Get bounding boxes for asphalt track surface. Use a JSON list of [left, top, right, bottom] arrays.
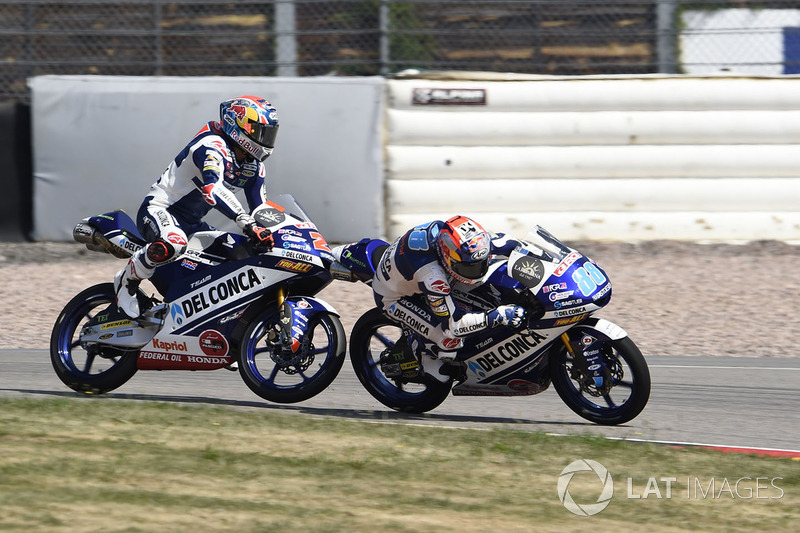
[[2, 350, 798, 453]]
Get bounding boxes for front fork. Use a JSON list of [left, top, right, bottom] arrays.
[[274, 287, 340, 355], [560, 332, 609, 389], [274, 286, 302, 353]]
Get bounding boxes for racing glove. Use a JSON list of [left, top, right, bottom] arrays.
[[236, 213, 273, 251], [487, 305, 526, 328]]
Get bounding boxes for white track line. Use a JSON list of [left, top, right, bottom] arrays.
[[650, 364, 800, 370], [546, 433, 800, 457]]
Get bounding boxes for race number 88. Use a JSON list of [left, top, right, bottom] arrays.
[[572, 262, 607, 297]]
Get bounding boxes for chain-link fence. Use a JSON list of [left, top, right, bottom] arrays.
[[3, 0, 800, 103]]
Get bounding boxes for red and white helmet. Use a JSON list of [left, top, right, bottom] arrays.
[[219, 95, 279, 161], [436, 216, 491, 285]]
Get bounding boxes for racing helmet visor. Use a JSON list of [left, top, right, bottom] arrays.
[[450, 257, 489, 280], [245, 121, 279, 148]]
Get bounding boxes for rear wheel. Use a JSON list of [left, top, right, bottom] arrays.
[[550, 336, 650, 425], [50, 283, 139, 395], [238, 310, 346, 403], [349, 308, 451, 413]]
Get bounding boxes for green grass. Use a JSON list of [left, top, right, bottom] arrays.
[[0, 398, 797, 532]]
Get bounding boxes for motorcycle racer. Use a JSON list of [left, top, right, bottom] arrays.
[[114, 95, 278, 318], [371, 216, 526, 379]]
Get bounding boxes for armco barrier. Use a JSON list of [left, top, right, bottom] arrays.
[[385, 74, 800, 241]]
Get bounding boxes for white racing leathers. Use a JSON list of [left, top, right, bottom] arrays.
[[115, 121, 269, 318], [372, 221, 519, 353], [139, 120, 267, 241]]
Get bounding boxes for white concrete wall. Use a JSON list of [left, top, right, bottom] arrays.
[[385, 75, 800, 241], [30, 75, 384, 242]]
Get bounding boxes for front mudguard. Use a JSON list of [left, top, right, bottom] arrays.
[[567, 317, 628, 343], [282, 296, 340, 352], [555, 317, 629, 388]]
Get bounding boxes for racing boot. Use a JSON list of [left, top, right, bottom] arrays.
[[113, 249, 154, 319], [379, 333, 421, 380], [420, 353, 449, 383], [436, 350, 459, 361]]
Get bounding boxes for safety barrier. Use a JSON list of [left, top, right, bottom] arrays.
[[385, 74, 800, 241], [28, 73, 800, 242]]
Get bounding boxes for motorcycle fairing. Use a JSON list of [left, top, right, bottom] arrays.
[[85, 211, 143, 243], [75, 210, 145, 258], [444, 241, 615, 393], [163, 262, 293, 335], [121, 276, 339, 371], [453, 323, 572, 390], [137, 329, 234, 370], [452, 318, 629, 394], [78, 305, 160, 349]]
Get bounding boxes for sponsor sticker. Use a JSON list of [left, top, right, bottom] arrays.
[[511, 257, 545, 287], [412, 88, 487, 105], [554, 313, 587, 326], [277, 259, 313, 273], [200, 330, 229, 356], [255, 208, 286, 226], [100, 320, 133, 330], [554, 252, 582, 276]]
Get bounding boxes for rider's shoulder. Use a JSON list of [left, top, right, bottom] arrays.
[[399, 220, 443, 257], [191, 127, 234, 159]]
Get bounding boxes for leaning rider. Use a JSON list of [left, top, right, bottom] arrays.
[[372, 215, 526, 380], [114, 96, 277, 318]]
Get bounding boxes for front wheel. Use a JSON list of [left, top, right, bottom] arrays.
[[550, 336, 650, 425], [238, 310, 346, 403], [50, 283, 139, 395], [349, 308, 451, 413]]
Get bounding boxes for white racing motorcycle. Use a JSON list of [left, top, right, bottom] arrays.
[[332, 226, 650, 425], [51, 194, 346, 404]]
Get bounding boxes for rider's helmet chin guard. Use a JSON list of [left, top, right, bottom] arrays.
[[219, 95, 279, 162], [436, 215, 491, 285]]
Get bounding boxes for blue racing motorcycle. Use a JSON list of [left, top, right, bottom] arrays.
[[333, 226, 650, 425], [51, 194, 346, 404]]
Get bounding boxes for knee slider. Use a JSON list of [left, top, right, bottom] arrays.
[[146, 238, 183, 264]]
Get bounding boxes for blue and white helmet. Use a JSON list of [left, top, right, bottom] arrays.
[[219, 96, 279, 161]]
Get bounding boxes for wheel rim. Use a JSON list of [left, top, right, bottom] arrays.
[[557, 341, 640, 416], [56, 293, 130, 378], [244, 316, 337, 390]]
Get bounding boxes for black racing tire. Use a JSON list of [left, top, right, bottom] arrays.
[[50, 283, 139, 395], [349, 308, 451, 414], [238, 309, 346, 404], [550, 336, 650, 425]]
